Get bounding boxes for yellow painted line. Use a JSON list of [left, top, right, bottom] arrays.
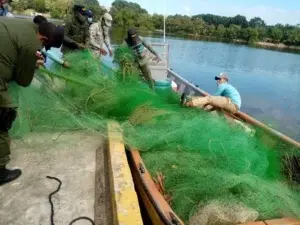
[[107, 121, 143, 225]]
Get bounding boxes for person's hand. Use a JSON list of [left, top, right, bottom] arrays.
[[77, 43, 86, 49], [36, 59, 45, 68], [36, 51, 45, 68], [185, 101, 193, 107], [99, 48, 108, 56], [62, 61, 70, 68], [109, 49, 113, 57], [155, 56, 161, 62]]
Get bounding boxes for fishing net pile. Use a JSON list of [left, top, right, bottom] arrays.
[[9, 49, 300, 224]]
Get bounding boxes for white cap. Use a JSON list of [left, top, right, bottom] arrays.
[[103, 13, 112, 27]]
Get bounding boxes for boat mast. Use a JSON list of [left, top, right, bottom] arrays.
[[163, 0, 166, 42]]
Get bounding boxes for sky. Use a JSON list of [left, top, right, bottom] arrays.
[[100, 0, 300, 25]]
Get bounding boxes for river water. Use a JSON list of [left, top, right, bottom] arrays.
[[105, 35, 300, 141]]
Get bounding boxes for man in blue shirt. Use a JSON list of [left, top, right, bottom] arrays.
[[184, 73, 241, 114]]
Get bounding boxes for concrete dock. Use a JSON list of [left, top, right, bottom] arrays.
[[0, 131, 112, 225]]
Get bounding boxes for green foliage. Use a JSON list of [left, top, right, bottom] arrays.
[[11, 0, 32, 11], [112, 0, 148, 14], [11, 0, 106, 20], [10, 0, 300, 46], [45, 0, 71, 19], [109, 0, 300, 46], [230, 14, 248, 28], [249, 17, 266, 28], [269, 27, 284, 42]]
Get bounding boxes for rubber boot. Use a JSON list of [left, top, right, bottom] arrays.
[[0, 167, 22, 186]]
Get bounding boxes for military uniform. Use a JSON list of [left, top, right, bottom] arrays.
[[0, 18, 41, 167], [89, 21, 111, 57], [62, 9, 90, 53]]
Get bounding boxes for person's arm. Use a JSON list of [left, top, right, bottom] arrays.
[[141, 37, 159, 57], [84, 23, 90, 47], [89, 24, 101, 50], [103, 26, 112, 51], [121, 40, 128, 47], [214, 84, 226, 96], [13, 46, 38, 87], [63, 21, 79, 47]]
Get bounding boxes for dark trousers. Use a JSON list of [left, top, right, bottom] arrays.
[[138, 63, 154, 89], [0, 131, 10, 167], [0, 107, 17, 167]]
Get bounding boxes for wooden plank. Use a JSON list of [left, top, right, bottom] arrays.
[[264, 218, 300, 225], [107, 121, 143, 225]]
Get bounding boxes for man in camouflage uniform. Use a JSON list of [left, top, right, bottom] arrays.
[[0, 18, 64, 186], [89, 13, 113, 58], [62, 4, 90, 53]]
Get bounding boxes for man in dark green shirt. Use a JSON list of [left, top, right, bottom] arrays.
[[0, 18, 64, 186], [62, 4, 90, 52]]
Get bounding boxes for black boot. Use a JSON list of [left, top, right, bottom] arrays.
[[0, 167, 22, 186]]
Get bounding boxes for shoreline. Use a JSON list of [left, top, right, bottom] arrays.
[[146, 30, 300, 54]]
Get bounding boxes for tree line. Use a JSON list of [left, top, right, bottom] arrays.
[[110, 0, 300, 46], [10, 0, 105, 20], [9, 0, 300, 46]]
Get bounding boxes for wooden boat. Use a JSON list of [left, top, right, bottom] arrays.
[[126, 43, 300, 225]]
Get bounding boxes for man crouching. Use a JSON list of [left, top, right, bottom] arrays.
[[184, 73, 241, 114]]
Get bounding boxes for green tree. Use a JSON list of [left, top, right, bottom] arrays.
[[216, 24, 226, 38], [230, 15, 248, 28], [113, 8, 135, 28], [45, 0, 72, 18], [249, 17, 266, 28], [112, 0, 147, 14], [248, 28, 259, 43], [192, 18, 205, 36], [31, 0, 46, 12], [152, 14, 164, 30], [284, 29, 300, 45], [135, 13, 154, 30], [257, 27, 267, 40], [269, 27, 283, 42], [225, 24, 241, 39], [11, 0, 33, 11]]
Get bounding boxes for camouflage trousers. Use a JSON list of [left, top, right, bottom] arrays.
[[136, 59, 154, 89]]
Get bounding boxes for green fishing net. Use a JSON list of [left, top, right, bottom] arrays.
[[8, 49, 300, 224]]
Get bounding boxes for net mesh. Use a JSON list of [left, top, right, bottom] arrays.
[[9, 49, 300, 224]]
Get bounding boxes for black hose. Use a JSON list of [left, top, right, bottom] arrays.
[[46, 176, 95, 225]]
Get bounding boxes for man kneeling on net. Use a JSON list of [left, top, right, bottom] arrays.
[[184, 73, 241, 114]]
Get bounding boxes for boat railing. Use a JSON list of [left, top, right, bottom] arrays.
[[147, 43, 169, 81]]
